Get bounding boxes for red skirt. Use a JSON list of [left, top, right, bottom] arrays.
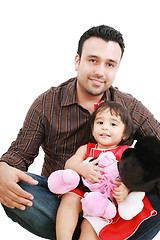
[[71, 188, 157, 240]]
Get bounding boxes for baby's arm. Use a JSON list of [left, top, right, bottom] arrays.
[[65, 145, 104, 183], [65, 145, 87, 172], [112, 180, 130, 202]]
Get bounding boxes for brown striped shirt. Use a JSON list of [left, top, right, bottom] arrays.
[[0, 78, 160, 177]]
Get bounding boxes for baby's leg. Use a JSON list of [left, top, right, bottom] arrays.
[[79, 219, 100, 240], [56, 192, 82, 240]]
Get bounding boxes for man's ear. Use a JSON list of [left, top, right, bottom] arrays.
[[75, 54, 80, 71]]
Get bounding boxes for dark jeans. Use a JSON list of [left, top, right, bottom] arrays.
[[2, 172, 160, 239]]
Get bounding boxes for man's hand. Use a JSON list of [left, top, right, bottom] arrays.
[[112, 180, 130, 202], [0, 162, 38, 210]]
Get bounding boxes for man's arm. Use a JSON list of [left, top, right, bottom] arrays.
[[112, 87, 160, 140], [131, 99, 160, 140], [0, 95, 44, 169], [0, 95, 44, 209]]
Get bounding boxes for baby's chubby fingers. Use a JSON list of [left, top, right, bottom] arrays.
[[91, 158, 106, 173], [89, 171, 103, 183], [112, 180, 130, 201], [112, 192, 124, 202], [113, 180, 122, 188]]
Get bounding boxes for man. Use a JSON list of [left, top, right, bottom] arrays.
[[0, 25, 160, 239]]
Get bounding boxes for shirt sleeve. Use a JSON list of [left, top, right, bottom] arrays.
[[0, 95, 45, 170], [131, 98, 160, 140], [112, 87, 160, 141]]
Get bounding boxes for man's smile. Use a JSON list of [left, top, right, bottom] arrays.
[[89, 77, 105, 87]]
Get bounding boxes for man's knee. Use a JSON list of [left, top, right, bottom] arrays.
[[2, 172, 60, 239]]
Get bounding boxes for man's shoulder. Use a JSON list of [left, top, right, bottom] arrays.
[[29, 78, 76, 117], [110, 86, 135, 100], [38, 77, 76, 99], [109, 86, 137, 106], [51, 77, 76, 92]]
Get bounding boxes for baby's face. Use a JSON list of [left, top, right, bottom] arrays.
[[93, 109, 125, 149]]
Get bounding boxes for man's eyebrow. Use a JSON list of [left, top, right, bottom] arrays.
[[108, 59, 118, 64], [87, 55, 118, 64], [87, 55, 100, 59]]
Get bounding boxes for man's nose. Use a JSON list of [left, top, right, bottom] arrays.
[[94, 64, 105, 77]]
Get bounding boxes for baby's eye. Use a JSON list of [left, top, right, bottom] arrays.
[[97, 121, 103, 125], [111, 123, 117, 126]]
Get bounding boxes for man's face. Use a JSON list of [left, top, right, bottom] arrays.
[[75, 37, 122, 96]]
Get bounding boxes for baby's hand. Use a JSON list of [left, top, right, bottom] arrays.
[[112, 180, 130, 202], [80, 158, 105, 183]]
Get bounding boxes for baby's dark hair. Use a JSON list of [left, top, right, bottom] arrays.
[[90, 101, 133, 145]]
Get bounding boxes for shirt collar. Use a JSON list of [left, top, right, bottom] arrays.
[[61, 78, 77, 106]]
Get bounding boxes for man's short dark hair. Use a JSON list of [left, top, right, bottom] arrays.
[[77, 25, 125, 58]]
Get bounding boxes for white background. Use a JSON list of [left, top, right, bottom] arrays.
[[0, 0, 159, 239]]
